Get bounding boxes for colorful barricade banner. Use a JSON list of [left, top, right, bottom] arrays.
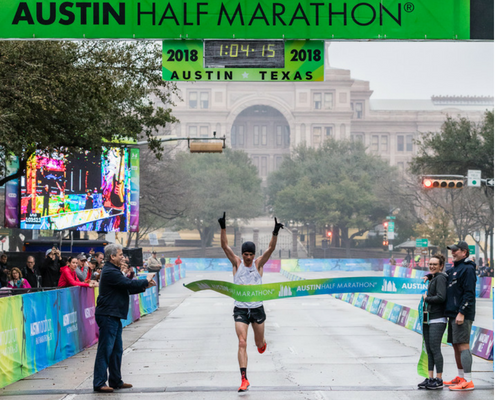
[[383, 264, 426, 279], [22, 290, 60, 376], [0, 295, 25, 388], [77, 287, 98, 349], [281, 259, 382, 272], [185, 276, 428, 302], [0, 262, 186, 389], [58, 287, 82, 360]]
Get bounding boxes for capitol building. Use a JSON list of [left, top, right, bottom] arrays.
[[158, 47, 493, 182]]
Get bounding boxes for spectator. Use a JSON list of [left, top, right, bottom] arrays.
[[58, 257, 97, 288], [24, 256, 41, 288], [94, 252, 105, 267], [86, 259, 99, 281], [147, 251, 162, 272], [160, 254, 166, 266], [7, 267, 31, 289], [389, 256, 396, 266], [93, 265, 102, 282], [40, 247, 62, 287], [75, 253, 90, 282], [0, 253, 10, 287]]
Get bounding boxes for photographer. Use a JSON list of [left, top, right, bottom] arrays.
[[40, 247, 62, 287]]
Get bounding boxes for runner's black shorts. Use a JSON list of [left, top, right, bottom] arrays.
[[233, 306, 266, 325]]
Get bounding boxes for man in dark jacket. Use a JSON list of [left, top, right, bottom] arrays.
[[443, 241, 476, 391], [24, 256, 41, 288], [93, 243, 156, 393], [0, 253, 10, 287]]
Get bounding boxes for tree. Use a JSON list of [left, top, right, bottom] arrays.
[[410, 110, 494, 177], [414, 207, 457, 255], [0, 40, 178, 186], [409, 111, 494, 261], [267, 139, 398, 256], [126, 147, 189, 248], [172, 148, 263, 251]]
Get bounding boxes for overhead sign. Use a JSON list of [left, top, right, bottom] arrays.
[[467, 169, 481, 187], [416, 238, 429, 248], [162, 40, 324, 82], [0, 0, 492, 40], [486, 178, 494, 187]]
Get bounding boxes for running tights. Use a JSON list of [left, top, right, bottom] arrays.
[[423, 323, 447, 373]]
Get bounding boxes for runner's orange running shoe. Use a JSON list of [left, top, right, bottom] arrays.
[[258, 341, 267, 354], [444, 376, 466, 386], [238, 377, 250, 392], [449, 380, 474, 391]]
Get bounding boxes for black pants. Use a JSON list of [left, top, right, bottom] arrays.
[[423, 323, 447, 373]]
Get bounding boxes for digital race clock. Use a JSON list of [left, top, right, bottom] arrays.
[[204, 40, 284, 69]]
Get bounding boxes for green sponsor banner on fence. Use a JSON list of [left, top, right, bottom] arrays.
[[0, 0, 476, 40], [162, 40, 324, 82], [184, 276, 428, 302]]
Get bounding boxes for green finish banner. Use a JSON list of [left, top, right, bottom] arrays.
[[0, 0, 481, 40], [184, 276, 428, 302], [162, 40, 324, 82]]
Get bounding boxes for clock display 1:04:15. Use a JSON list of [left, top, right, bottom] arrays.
[[219, 43, 276, 58]]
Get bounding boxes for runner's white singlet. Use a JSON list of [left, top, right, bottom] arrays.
[[234, 259, 262, 309]]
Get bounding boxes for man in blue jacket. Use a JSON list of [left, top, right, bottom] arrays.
[[93, 243, 156, 393], [443, 241, 476, 391]]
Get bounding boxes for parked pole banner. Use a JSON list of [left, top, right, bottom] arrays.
[[184, 276, 428, 302], [0, 0, 492, 40]]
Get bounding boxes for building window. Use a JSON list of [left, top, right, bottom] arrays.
[[237, 125, 244, 146], [252, 156, 259, 171], [261, 126, 267, 146], [340, 124, 346, 138], [301, 124, 306, 143], [324, 93, 333, 109], [261, 157, 267, 176], [200, 92, 209, 109], [313, 93, 322, 109], [352, 102, 363, 119], [189, 126, 197, 136], [276, 126, 283, 147], [351, 133, 364, 143], [314, 92, 334, 110], [253, 126, 260, 145], [284, 126, 290, 147], [275, 156, 283, 170], [397, 135, 404, 152], [200, 126, 208, 138], [189, 92, 198, 109], [381, 135, 389, 152], [231, 126, 236, 146], [313, 127, 322, 146], [371, 135, 379, 152], [406, 134, 413, 151], [324, 126, 333, 140]]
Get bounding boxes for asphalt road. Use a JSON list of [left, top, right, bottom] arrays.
[[1, 271, 493, 400]]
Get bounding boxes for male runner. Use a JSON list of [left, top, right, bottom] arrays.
[[218, 212, 283, 392]]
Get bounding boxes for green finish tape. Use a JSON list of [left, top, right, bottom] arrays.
[[162, 40, 324, 82], [184, 276, 428, 302], [0, 1, 472, 40]]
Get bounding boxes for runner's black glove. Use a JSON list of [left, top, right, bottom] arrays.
[[273, 218, 284, 236], [218, 212, 226, 229]]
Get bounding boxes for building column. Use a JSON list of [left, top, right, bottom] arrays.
[[253, 228, 259, 255], [291, 228, 298, 259]]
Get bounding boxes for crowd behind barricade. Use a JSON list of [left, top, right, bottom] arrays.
[[0, 247, 142, 295], [389, 254, 493, 277]]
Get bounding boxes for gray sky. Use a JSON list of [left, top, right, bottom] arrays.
[[328, 42, 494, 99]]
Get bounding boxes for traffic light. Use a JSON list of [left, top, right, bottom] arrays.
[[422, 177, 463, 189], [326, 230, 332, 239], [382, 222, 388, 246], [190, 142, 223, 153]]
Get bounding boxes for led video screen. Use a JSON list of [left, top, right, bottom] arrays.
[[19, 148, 139, 232]]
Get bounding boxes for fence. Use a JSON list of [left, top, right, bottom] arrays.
[[0, 263, 185, 389]]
